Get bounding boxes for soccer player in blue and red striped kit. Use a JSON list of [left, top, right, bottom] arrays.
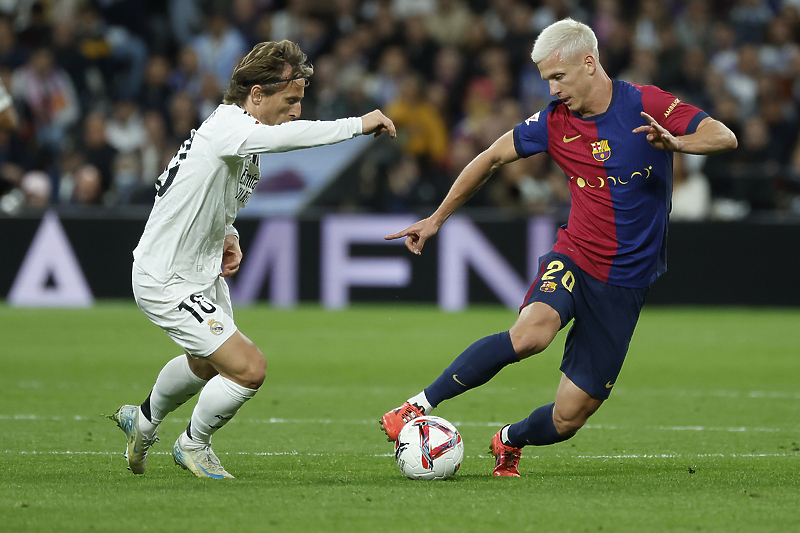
[[380, 18, 738, 477]]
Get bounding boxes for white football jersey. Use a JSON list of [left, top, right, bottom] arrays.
[[133, 104, 363, 284]]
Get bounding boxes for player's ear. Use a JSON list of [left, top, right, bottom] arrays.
[[251, 85, 263, 104], [584, 54, 596, 75]]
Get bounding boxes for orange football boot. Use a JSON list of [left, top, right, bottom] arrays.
[[380, 402, 424, 441], [490, 429, 522, 477]]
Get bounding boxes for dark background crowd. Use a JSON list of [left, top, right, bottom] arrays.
[[0, 0, 798, 222]]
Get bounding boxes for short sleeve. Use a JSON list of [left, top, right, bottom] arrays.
[[513, 107, 551, 158], [637, 85, 708, 136]]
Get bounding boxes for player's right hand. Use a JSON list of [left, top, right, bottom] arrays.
[[385, 217, 439, 255], [221, 234, 242, 277], [361, 110, 397, 138], [633, 112, 680, 152]]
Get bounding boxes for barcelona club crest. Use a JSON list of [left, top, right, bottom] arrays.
[[540, 281, 557, 293], [591, 140, 611, 162]]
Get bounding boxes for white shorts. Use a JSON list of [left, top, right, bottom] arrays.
[[132, 264, 238, 357]]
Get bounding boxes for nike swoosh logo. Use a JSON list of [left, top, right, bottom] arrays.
[[563, 134, 581, 143], [605, 381, 615, 389], [453, 374, 467, 387]]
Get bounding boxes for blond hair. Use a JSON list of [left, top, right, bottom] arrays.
[[223, 40, 314, 105], [531, 18, 599, 64]]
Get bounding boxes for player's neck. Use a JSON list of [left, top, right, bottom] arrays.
[[579, 73, 613, 118], [241, 100, 257, 119]]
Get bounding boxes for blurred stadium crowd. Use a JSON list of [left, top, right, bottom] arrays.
[[0, 0, 799, 221]]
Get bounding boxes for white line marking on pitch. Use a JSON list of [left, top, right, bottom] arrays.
[[1, 414, 797, 434], [3, 450, 797, 460]]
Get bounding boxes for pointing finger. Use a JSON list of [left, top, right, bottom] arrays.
[[641, 111, 668, 133], [385, 230, 409, 240], [641, 111, 656, 124]]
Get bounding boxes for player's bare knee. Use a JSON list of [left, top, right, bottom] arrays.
[[510, 305, 561, 359], [552, 409, 588, 437], [242, 347, 267, 389], [252, 356, 267, 388], [510, 329, 554, 359]]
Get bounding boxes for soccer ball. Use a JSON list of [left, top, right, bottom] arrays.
[[394, 415, 464, 480]]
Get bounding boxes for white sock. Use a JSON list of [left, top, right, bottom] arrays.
[[187, 375, 257, 446], [407, 391, 433, 415], [140, 355, 207, 437], [501, 424, 512, 446]]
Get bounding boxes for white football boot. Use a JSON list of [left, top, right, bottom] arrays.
[[108, 405, 159, 474], [172, 432, 234, 479]]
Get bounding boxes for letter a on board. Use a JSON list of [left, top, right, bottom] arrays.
[[8, 211, 94, 307]]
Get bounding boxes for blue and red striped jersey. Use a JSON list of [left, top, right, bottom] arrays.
[[513, 80, 708, 288]]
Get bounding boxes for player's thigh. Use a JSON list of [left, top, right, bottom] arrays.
[[560, 275, 648, 400], [553, 373, 603, 433], [132, 266, 239, 359], [510, 302, 562, 358], [205, 330, 266, 389], [514, 251, 579, 357]]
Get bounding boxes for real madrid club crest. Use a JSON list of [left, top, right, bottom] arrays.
[[591, 140, 611, 162], [208, 319, 224, 335]]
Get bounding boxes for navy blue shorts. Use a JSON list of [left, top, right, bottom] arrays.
[[521, 251, 648, 400]]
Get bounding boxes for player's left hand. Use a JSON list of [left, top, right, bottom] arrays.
[[360, 110, 397, 138], [633, 112, 681, 152], [221, 234, 243, 277]]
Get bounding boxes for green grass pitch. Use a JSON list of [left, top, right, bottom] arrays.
[[1, 302, 798, 532]]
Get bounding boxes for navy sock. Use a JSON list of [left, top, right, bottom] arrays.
[[424, 331, 519, 408], [140, 392, 153, 422], [506, 403, 571, 447]]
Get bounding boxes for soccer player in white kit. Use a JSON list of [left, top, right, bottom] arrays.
[[109, 40, 396, 479]]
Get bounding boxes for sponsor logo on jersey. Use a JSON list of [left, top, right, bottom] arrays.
[[540, 281, 557, 293], [208, 319, 224, 335], [235, 158, 261, 205], [569, 165, 653, 189], [563, 134, 581, 143], [591, 140, 611, 162], [664, 98, 680, 119], [525, 111, 540, 125]]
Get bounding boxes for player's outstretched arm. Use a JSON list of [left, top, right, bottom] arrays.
[[360, 110, 397, 138], [385, 130, 520, 255], [633, 112, 737, 155]]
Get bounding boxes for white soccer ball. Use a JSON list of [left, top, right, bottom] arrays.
[[394, 415, 464, 480]]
